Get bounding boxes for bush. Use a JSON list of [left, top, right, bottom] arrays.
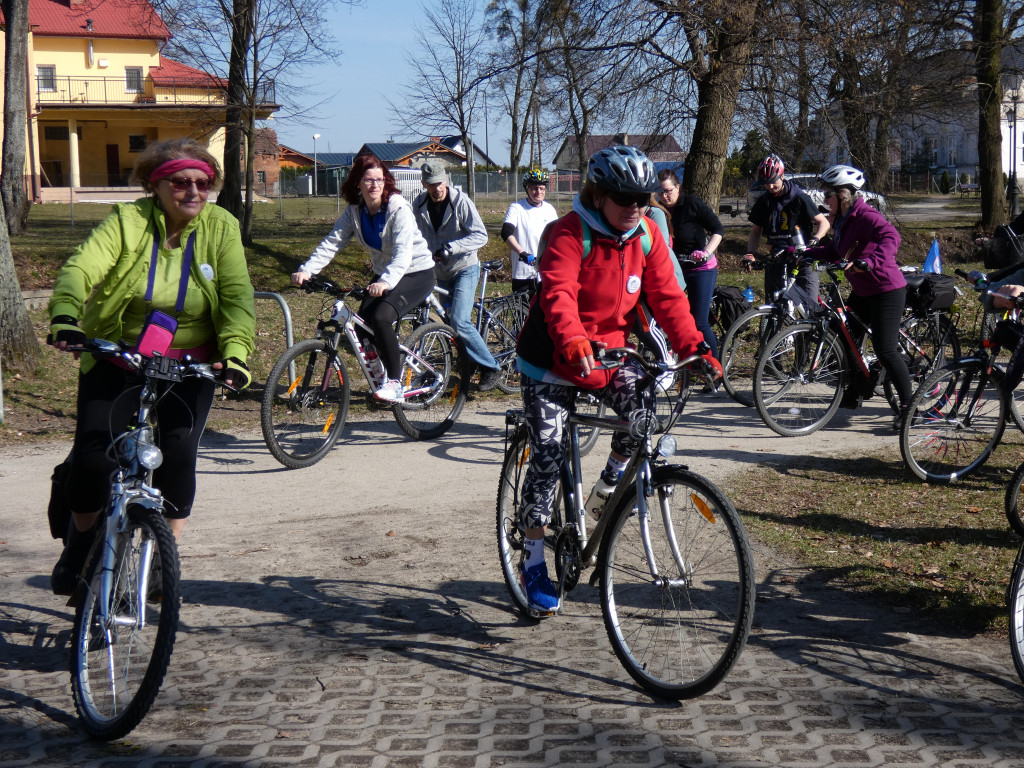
[[940, 170, 951, 195]]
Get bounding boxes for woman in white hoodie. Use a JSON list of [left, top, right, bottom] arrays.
[[293, 154, 435, 403]]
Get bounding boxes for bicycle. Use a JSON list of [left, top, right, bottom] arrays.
[[899, 273, 1023, 483], [261, 276, 467, 468], [496, 347, 755, 699], [753, 262, 960, 437], [64, 338, 233, 740], [1007, 542, 1024, 685]]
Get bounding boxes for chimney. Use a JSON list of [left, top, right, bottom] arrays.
[[614, 132, 629, 145]]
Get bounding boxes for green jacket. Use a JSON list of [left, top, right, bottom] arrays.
[[49, 197, 255, 375]]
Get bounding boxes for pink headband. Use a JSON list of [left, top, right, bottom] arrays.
[[150, 158, 215, 183]]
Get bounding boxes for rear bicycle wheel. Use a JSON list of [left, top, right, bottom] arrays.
[[1008, 545, 1024, 685], [720, 306, 779, 407], [393, 322, 468, 440], [884, 313, 961, 411], [71, 506, 180, 740], [753, 322, 845, 436], [1005, 461, 1024, 537], [261, 338, 351, 468], [573, 389, 607, 458], [496, 424, 568, 617], [598, 466, 755, 699], [899, 360, 1006, 483], [484, 297, 525, 395]]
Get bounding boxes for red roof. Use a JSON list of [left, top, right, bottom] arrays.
[[149, 57, 226, 88], [18, 0, 169, 40]]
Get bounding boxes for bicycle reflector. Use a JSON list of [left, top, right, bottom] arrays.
[[693, 495, 716, 524]]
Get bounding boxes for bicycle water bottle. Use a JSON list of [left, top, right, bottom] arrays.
[[585, 477, 617, 519], [792, 225, 806, 251], [742, 285, 755, 303]]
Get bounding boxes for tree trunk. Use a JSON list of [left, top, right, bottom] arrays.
[[0, 191, 40, 372], [217, 0, 254, 223], [974, 0, 1007, 231], [2, 0, 31, 235]]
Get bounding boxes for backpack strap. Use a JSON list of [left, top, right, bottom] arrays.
[[539, 212, 651, 264]]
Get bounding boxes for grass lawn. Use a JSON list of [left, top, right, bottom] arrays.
[[7, 193, 1020, 639]]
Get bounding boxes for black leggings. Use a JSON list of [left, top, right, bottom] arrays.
[[848, 287, 912, 408], [359, 268, 435, 378], [70, 360, 215, 519]]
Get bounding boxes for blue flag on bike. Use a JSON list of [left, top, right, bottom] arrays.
[[923, 238, 942, 273]]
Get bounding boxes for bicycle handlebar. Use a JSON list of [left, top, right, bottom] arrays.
[[300, 274, 368, 301], [596, 345, 713, 377], [68, 338, 238, 391]]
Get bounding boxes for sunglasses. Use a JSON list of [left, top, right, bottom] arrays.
[[823, 189, 838, 200], [166, 176, 212, 192], [606, 190, 650, 208]]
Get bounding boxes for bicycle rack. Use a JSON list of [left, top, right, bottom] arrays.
[[255, 291, 296, 383]]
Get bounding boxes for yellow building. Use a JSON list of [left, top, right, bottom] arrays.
[[0, 0, 277, 201]]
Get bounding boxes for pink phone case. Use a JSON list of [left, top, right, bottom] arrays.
[[135, 311, 177, 357]]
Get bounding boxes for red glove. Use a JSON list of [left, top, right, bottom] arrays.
[[704, 353, 723, 380], [563, 337, 593, 365]]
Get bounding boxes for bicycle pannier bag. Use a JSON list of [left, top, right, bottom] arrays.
[[911, 273, 956, 312], [47, 451, 74, 540], [992, 318, 1023, 352], [713, 286, 748, 331]]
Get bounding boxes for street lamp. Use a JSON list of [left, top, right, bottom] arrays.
[[312, 133, 320, 197]]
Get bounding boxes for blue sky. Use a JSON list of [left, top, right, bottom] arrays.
[[271, 0, 500, 157]]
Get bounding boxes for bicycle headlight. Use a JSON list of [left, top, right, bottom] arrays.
[[656, 434, 677, 458], [133, 428, 164, 470]]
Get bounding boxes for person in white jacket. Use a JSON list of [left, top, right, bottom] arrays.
[[412, 159, 501, 391], [292, 154, 435, 403]]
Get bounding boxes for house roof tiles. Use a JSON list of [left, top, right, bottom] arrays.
[[149, 58, 225, 87], [17, 0, 170, 40]]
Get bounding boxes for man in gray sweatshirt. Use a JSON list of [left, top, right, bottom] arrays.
[[413, 159, 501, 391]]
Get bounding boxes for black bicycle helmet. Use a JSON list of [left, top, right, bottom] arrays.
[[586, 146, 658, 195], [522, 168, 549, 187]]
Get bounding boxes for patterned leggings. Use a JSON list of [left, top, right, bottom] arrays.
[[520, 362, 647, 529]]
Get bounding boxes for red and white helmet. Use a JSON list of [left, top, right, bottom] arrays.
[[757, 154, 785, 183]]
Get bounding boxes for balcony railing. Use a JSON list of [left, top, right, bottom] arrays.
[[36, 75, 228, 106]]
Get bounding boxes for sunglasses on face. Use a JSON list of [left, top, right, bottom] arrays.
[[166, 176, 212, 192], [606, 190, 650, 208], [823, 189, 838, 200]]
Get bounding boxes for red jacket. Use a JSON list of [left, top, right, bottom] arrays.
[[517, 210, 705, 388]]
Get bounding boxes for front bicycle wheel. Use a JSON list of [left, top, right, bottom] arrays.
[[486, 297, 527, 395], [393, 322, 468, 440], [574, 389, 607, 457], [598, 466, 755, 699], [754, 322, 845, 436], [899, 360, 1006, 483], [1008, 544, 1024, 685], [720, 306, 778, 407], [261, 338, 351, 469], [496, 424, 568, 617], [71, 506, 180, 740], [1005, 460, 1024, 537]]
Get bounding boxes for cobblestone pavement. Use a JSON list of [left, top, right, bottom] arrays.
[[2, 396, 1023, 767]]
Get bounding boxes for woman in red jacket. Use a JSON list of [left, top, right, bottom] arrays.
[[514, 146, 720, 614]]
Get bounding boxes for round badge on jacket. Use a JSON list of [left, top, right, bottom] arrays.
[[626, 274, 641, 294], [200, 263, 215, 281]]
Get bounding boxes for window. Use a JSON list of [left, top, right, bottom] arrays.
[[125, 67, 143, 94], [43, 125, 83, 141], [128, 135, 147, 152], [257, 170, 266, 185], [36, 65, 56, 92]]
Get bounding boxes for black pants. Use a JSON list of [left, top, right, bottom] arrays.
[[358, 268, 435, 378], [848, 287, 912, 408], [70, 359, 215, 519]]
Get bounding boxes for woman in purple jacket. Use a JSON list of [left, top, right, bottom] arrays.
[[803, 164, 911, 429]]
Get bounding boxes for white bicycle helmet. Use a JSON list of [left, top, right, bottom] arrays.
[[820, 164, 866, 191], [587, 146, 658, 195]]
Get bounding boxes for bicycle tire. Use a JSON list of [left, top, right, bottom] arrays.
[[71, 506, 180, 740], [899, 360, 1007, 483], [720, 306, 780, 407], [1008, 544, 1024, 685], [261, 338, 351, 469], [485, 297, 525, 395], [975, 309, 1024, 433], [753, 321, 846, 437], [1005, 460, 1024, 537], [598, 466, 755, 699], [495, 424, 568, 617], [574, 390, 607, 458], [392, 322, 468, 440], [883, 313, 961, 412]]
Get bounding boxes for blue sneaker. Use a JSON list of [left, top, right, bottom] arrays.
[[521, 562, 561, 614]]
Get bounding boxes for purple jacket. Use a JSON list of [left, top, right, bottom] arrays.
[[804, 197, 904, 297]]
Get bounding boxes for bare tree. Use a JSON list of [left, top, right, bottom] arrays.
[[392, 0, 488, 198], [2, 0, 30, 235], [0, 190, 39, 371], [159, 0, 347, 241]]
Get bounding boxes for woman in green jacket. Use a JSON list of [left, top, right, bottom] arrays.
[[47, 137, 256, 595]]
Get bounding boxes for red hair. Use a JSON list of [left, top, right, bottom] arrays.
[[341, 153, 399, 206]]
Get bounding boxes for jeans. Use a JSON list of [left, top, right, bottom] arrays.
[[683, 266, 719, 358], [438, 263, 498, 370]]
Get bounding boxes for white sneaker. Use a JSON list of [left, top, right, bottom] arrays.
[[374, 379, 405, 403]]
